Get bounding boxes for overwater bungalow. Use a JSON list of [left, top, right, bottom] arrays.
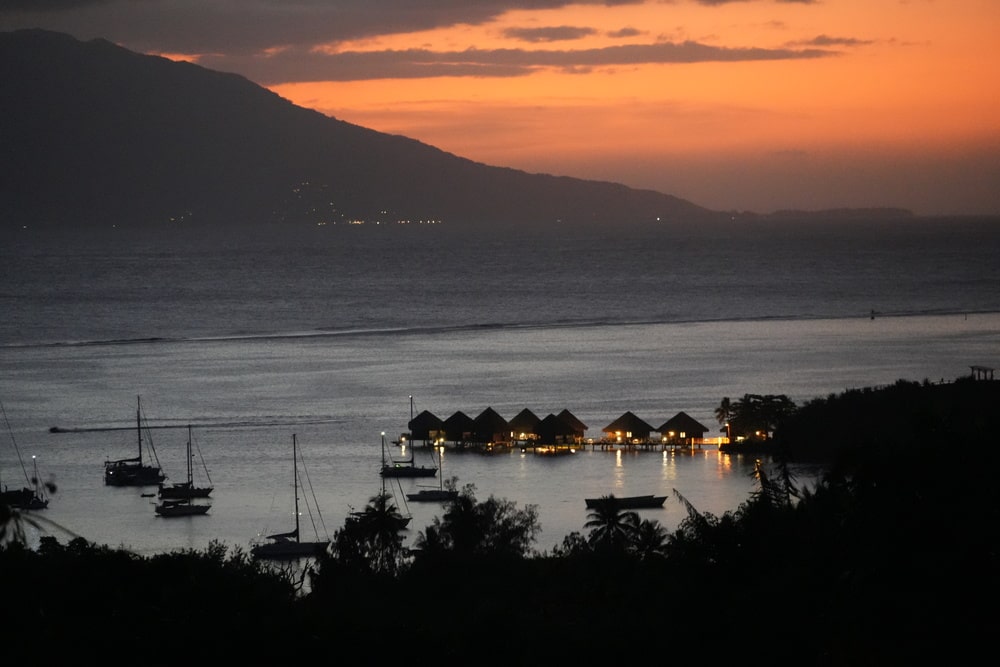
[[533, 413, 579, 448], [601, 411, 655, 448], [556, 409, 588, 443], [472, 407, 510, 448], [407, 410, 445, 445], [656, 411, 711, 448], [507, 408, 541, 443], [442, 411, 475, 447]]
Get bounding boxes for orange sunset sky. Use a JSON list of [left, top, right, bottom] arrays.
[[3, 1, 998, 215]]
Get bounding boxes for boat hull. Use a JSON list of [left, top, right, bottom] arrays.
[[251, 539, 330, 560], [380, 464, 437, 478], [155, 499, 211, 516], [104, 460, 166, 486], [406, 489, 458, 502], [584, 495, 667, 510], [1, 487, 48, 510], [158, 482, 213, 499]]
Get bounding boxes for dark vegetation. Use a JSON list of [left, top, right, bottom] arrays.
[[3, 377, 996, 663]]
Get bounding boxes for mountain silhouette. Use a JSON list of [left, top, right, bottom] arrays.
[[0, 28, 722, 231]]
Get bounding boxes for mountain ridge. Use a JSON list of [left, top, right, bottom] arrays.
[[1, 28, 727, 231]]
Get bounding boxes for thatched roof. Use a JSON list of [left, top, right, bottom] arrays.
[[535, 413, 579, 444], [408, 410, 444, 439], [508, 408, 541, 435], [556, 409, 587, 434], [602, 411, 655, 437], [442, 411, 475, 441], [656, 411, 709, 436], [473, 407, 509, 442]]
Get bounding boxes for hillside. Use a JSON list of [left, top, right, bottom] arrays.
[[0, 29, 721, 231]]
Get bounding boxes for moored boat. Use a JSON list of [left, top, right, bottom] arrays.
[[406, 488, 458, 503], [154, 497, 211, 517], [251, 434, 330, 560], [2, 401, 50, 510], [0, 485, 48, 510], [584, 494, 667, 510], [405, 444, 457, 503], [380, 431, 436, 478], [158, 425, 213, 499], [104, 396, 166, 487]]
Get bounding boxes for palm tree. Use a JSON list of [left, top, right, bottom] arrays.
[[414, 484, 540, 560], [715, 396, 733, 440], [333, 490, 408, 576], [632, 519, 669, 560], [584, 495, 639, 554]]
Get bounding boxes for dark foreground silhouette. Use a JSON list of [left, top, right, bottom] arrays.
[[2, 376, 995, 663]]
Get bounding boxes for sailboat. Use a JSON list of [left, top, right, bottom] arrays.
[[349, 433, 412, 531], [154, 425, 212, 517], [1, 401, 49, 510], [158, 425, 213, 499], [406, 443, 458, 503], [154, 495, 211, 517], [380, 429, 437, 478], [104, 396, 166, 486], [251, 434, 330, 560]]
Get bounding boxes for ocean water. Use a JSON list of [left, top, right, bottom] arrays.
[[1, 217, 998, 556]]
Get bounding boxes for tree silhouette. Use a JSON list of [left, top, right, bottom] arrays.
[[728, 393, 797, 440], [413, 484, 539, 561], [329, 490, 408, 577], [715, 396, 733, 438], [632, 518, 669, 560], [584, 495, 639, 554]]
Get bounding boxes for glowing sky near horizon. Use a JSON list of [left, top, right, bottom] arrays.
[[3, 0, 998, 215]]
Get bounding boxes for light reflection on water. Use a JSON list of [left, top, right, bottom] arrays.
[[3, 217, 998, 557], [2, 311, 996, 556]]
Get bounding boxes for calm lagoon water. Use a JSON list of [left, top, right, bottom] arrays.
[[2, 219, 998, 555]]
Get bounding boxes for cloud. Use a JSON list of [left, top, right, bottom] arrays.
[[695, 0, 816, 4], [791, 34, 874, 47], [0, 0, 113, 8], [204, 39, 834, 84], [0, 0, 833, 83], [608, 26, 643, 39], [502, 26, 597, 43], [0, 1, 648, 54], [0, 2, 828, 57]]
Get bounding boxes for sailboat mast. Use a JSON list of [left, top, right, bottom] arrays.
[[186, 425, 193, 485], [293, 434, 300, 543], [32, 455, 42, 500], [136, 396, 143, 465], [409, 396, 415, 461], [380, 432, 387, 493]]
